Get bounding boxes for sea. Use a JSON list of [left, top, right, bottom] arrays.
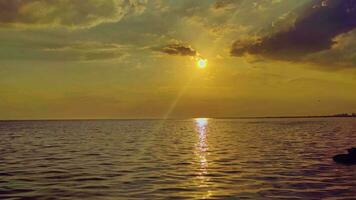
[[0, 118, 355, 199]]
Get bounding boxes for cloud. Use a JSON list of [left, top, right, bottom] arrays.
[[0, 0, 147, 29], [82, 51, 125, 61], [306, 30, 356, 68], [43, 41, 128, 61], [43, 42, 126, 52], [230, 0, 356, 68], [157, 42, 197, 57], [213, 0, 244, 10], [213, 0, 284, 12]]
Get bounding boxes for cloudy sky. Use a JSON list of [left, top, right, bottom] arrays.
[[0, 0, 356, 119]]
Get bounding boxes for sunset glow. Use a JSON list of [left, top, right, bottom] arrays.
[[0, 0, 355, 120]]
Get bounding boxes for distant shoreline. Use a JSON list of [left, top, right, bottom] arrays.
[[218, 115, 356, 119]]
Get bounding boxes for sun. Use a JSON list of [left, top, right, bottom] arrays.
[[197, 58, 207, 69]]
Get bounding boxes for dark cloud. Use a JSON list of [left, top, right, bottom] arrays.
[[231, 0, 356, 67], [0, 0, 147, 29], [306, 30, 356, 68], [158, 43, 197, 57]]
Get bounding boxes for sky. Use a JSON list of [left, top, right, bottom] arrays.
[[0, 0, 356, 119]]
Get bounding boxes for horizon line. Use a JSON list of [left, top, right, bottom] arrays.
[[1, 114, 355, 121]]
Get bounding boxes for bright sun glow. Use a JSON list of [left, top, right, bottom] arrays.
[[197, 59, 207, 69]]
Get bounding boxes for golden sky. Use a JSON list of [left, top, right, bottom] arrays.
[[0, 0, 356, 119]]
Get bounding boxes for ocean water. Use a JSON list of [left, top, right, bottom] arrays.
[[0, 118, 356, 199]]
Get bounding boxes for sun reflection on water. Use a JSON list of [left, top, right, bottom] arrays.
[[194, 118, 212, 198], [195, 118, 208, 171]]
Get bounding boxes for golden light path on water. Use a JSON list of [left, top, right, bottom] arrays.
[[194, 118, 213, 199]]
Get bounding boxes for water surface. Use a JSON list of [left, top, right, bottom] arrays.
[[1, 118, 356, 199]]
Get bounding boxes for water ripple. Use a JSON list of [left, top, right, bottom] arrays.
[[1, 118, 356, 199]]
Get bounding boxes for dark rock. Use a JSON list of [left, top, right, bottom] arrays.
[[333, 148, 356, 165], [347, 148, 356, 155]]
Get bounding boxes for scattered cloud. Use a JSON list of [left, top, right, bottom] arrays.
[[0, 0, 147, 29]]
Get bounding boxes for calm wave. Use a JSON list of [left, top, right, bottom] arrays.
[[1, 118, 356, 199]]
